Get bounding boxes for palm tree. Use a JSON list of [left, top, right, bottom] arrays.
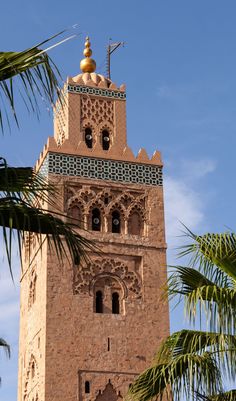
[[128, 231, 236, 401]]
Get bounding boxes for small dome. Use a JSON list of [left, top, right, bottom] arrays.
[[71, 72, 117, 89]]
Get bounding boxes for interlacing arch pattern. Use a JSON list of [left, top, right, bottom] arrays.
[[73, 258, 142, 299], [65, 186, 147, 235]]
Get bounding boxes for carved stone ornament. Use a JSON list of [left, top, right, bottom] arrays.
[[73, 258, 142, 299]]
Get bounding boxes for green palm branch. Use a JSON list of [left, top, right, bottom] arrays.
[[129, 230, 236, 401], [0, 32, 65, 130], [0, 338, 10, 358], [0, 157, 55, 204], [129, 332, 222, 401], [168, 265, 236, 334], [195, 390, 236, 401]]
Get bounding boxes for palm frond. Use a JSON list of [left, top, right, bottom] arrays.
[[195, 389, 236, 401], [0, 32, 65, 130], [0, 157, 56, 205], [168, 265, 236, 333], [128, 351, 221, 401], [0, 338, 10, 358], [156, 330, 236, 381], [0, 198, 95, 273], [179, 230, 236, 282]]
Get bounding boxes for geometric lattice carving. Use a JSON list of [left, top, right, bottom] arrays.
[[68, 84, 126, 100], [40, 153, 163, 186], [81, 97, 113, 126], [73, 258, 142, 299], [55, 107, 66, 146]]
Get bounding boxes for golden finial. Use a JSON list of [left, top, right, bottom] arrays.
[[80, 36, 96, 73]]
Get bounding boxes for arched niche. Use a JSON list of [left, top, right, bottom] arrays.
[[128, 209, 143, 236], [68, 204, 82, 228]]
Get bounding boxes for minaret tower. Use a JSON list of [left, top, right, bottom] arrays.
[[17, 37, 169, 401]]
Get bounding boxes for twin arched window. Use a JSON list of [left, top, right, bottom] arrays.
[[84, 127, 110, 150], [95, 290, 120, 314]]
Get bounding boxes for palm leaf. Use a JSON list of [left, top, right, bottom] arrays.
[[0, 32, 66, 130], [128, 351, 221, 401], [0, 198, 95, 274], [0, 157, 56, 205], [156, 330, 236, 381], [195, 390, 236, 401], [0, 338, 10, 358], [179, 230, 236, 282], [168, 266, 236, 333]]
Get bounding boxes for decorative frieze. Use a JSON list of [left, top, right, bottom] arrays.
[[67, 84, 126, 100], [40, 153, 163, 186], [73, 258, 142, 299]]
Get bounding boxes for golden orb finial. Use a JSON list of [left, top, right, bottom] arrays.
[[80, 36, 96, 73]]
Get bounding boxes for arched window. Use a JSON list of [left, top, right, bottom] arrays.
[[96, 291, 103, 313], [112, 211, 121, 233], [85, 381, 90, 393], [128, 211, 142, 235], [85, 127, 93, 148], [102, 130, 110, 150], [92, 208, 101, 231], [112, 292, 120, 314], [68, 205, 81, 227]]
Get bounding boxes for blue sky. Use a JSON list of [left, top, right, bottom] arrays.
[[1, 1, 236, 399]]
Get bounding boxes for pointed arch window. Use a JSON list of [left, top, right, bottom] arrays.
[[128, 211, 142, 236], [92, 208, 101, 231], [85, 127, 93, 148], [112, 292, 120, 314], [96, 290, 103, 313], [102, 130, 110, 150], [68, 205, 81, 227], [112, 211, 121, 233]]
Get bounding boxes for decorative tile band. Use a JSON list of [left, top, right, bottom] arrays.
[[67, 84, 126, 100], [40, 153, 162, 186]]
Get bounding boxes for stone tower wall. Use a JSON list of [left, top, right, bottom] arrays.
[[18, 65, 169, 401]]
